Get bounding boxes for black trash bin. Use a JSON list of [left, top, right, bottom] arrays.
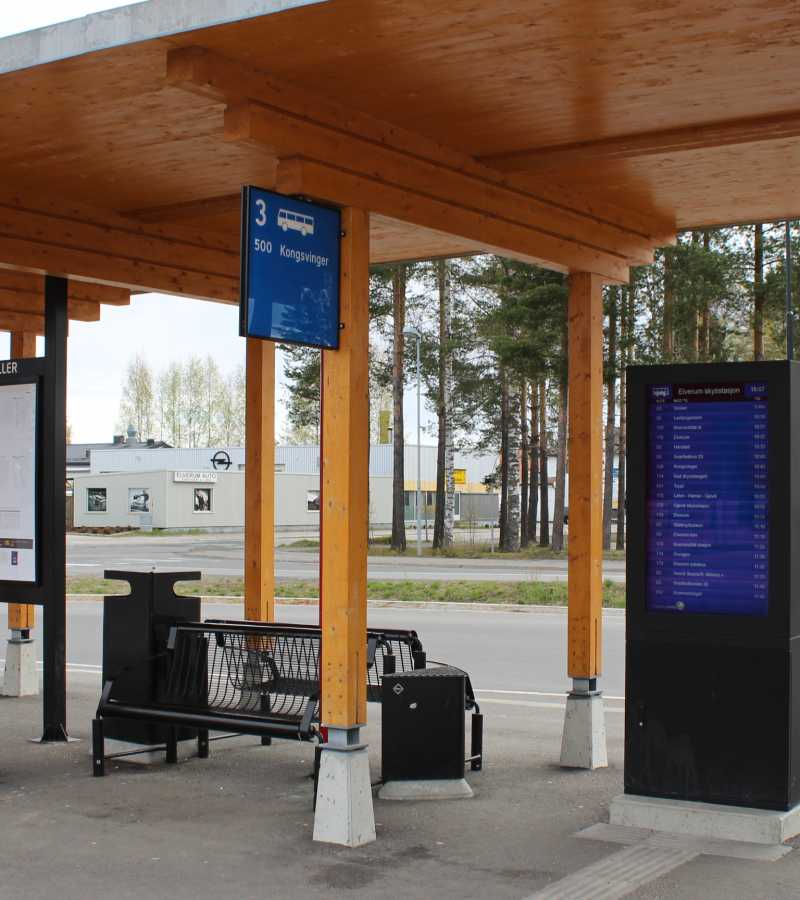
[[102, 570, 201, 746], [382, 665, 468, 782]]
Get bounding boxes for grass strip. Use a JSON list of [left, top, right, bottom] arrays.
[[67, 575, 625, 608], [284, 537, 625, 562]]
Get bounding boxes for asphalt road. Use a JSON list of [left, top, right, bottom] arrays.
[[66, 533, 626, 584], [8, 600, 627, 698]]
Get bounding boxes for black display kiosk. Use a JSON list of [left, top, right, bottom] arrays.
[[626, 361, 799, 811]]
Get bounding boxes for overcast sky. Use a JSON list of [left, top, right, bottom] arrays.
[[0, 1, 436, 446]]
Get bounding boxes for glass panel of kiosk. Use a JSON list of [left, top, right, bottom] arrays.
[[645, 381, 769, 616]]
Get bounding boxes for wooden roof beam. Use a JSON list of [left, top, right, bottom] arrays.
[[481, 110, 800, 174], [274, 157, 629, 282], [0, 195, 239, 302], [0, 310, 46, 335], [127, 193, 242, 224], [223, 100, 649, 272], [0, 293, 99, 322], [0, 271, 131, 308], [167, 46, 675, 260]]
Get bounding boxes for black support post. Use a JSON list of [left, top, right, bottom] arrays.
[[41, 275, 68, 742], [787, 221, 794, 362]]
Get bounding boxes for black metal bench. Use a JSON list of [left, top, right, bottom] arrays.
[[205, 619, 431, 703], [93, 619, 482, 777]]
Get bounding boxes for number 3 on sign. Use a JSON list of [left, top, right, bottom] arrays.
[[255, 198, 267, 227]]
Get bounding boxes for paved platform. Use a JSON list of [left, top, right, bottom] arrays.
[[1, 674, 799, 899]]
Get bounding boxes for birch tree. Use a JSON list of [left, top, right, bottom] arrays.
[[520, 381, 529, 546], [503, 378, 521, 551], [218, 364, 246, 445], [157, 362, 183, 445], [181, 356, 208, 448], [550, 306, 568, 552], [117, 354, 155, 440]]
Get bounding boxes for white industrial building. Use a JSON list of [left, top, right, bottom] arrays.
[[71, 444, 502, 531], [70, 441, 622, 533]]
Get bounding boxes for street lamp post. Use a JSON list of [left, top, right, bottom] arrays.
[[403, 327, 422, 557]]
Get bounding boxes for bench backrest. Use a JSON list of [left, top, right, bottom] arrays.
[[203, 619, 427, 703], [164, 623, 326, 722]]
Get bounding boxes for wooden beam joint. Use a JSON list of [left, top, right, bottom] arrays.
[[165, 45, 673, 277]]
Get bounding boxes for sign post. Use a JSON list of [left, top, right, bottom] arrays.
[[0, 276, 69, 741]]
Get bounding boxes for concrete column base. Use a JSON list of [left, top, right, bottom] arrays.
[[313, 738, 376, 847], [2, 638, 39, 697], [560, 683, 607, 769], [379, 778, 473, 800], [610, 793, 800, 845]]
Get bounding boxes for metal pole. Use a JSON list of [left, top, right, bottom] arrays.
[[42, 275, 69, 742], [415, 336, 422, 557], [787, 221, 794, 362]]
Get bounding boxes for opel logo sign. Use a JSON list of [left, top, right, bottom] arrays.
[[211, 450, 232, 471]]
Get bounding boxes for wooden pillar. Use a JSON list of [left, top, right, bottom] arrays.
[[567, 272, 604, 680], [320, 207, 370, 730], [8, 331, 36, 634], [244, 338, 275, 621]]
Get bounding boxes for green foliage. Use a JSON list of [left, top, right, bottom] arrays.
[[118, 354, 244, 447], [66, 575, 626, 607]]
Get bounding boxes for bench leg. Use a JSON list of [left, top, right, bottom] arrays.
[[166, 726, 178, 765], [197, 729, 209, 759], [470, 713, 484, 772], [312, 744, 322, 811], [92, 718, 105, 777], [260, 694, 272, 746]]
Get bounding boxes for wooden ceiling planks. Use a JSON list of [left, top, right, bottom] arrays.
[[530, 139, 800, 230], [0, 194, 240, 302], [176, 0, 800, 156], [0, 0, 797, 280]]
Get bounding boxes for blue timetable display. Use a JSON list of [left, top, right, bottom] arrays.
[[646, 381, 768, 616], [240, 186, 341, 349]]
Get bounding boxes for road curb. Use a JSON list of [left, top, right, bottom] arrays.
[[66, 594, 625, 615]]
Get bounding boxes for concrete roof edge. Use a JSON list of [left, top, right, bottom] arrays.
[[0, 0, 326, 75]]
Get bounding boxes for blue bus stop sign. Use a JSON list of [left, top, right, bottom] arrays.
[[240, 186, 341, 349]]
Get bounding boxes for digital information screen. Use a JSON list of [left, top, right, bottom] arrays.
[[646, 381, 768, 616]]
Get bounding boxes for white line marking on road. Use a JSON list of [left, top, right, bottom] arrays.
[[0, 660, 101, 672], [117, 558, 186, 563], [0, 660, 627, 707], [476, 688, 625, 701], [479, 697, 624, 712]]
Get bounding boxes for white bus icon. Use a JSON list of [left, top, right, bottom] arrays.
[[277, 209, 315, 236]]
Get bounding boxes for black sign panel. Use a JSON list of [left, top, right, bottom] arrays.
[[0, 357, 44, 590]]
